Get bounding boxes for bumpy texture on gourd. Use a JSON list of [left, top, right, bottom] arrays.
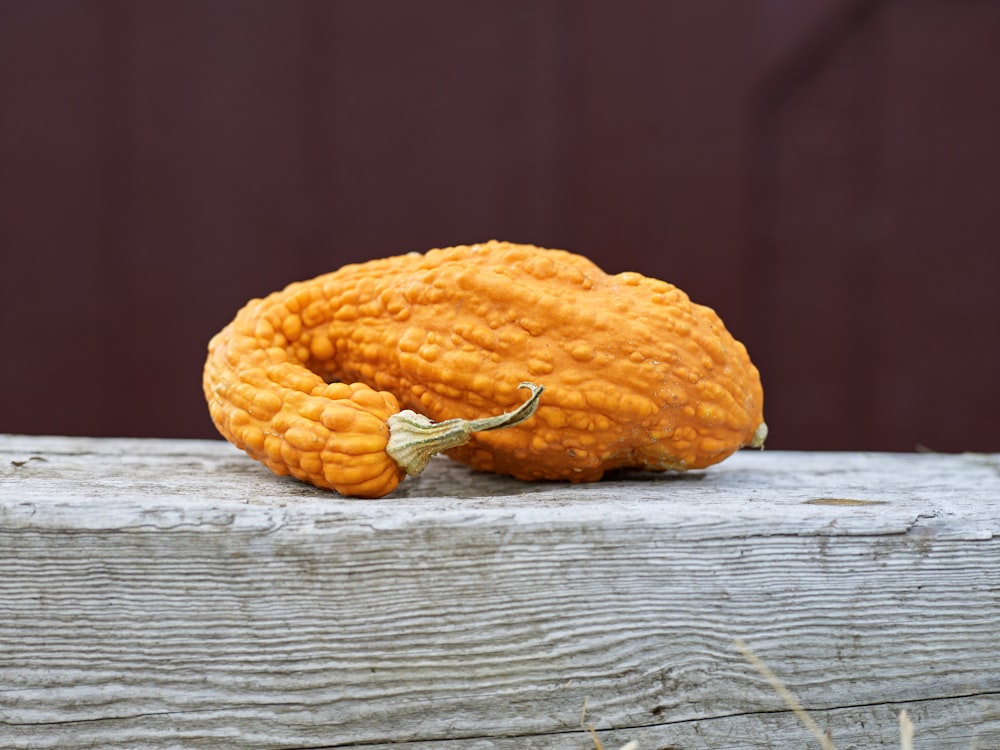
[[204, 240, 765, 496]]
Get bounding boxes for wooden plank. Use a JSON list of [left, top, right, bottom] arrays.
[[1, 435, 998, 749]]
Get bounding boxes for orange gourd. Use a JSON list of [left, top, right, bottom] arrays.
[[203, 241, 765, 497]]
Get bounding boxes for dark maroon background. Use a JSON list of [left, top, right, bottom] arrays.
[[2, 0, 998, 451]]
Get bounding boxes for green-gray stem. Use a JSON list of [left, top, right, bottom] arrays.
[[385, 382, 544, 476], [748, 421, 768, 449]]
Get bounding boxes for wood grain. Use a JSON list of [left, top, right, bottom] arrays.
[[1, 435, 998, 749]]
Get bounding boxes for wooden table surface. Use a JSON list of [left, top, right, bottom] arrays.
[[1, 434, 998, 749]]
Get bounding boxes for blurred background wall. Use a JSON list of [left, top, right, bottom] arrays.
[[1, 0, 998, 451]]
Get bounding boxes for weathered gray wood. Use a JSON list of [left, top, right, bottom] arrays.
[[1, 434, 998, 749]]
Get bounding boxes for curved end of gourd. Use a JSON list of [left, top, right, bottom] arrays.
[[386, 382, 544, 476], [748, 421, 768, 450]]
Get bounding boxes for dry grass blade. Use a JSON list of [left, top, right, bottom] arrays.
[[735, 639, 837, 750], [581, 698, 638, 750], [899, 709, 914, 750]]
